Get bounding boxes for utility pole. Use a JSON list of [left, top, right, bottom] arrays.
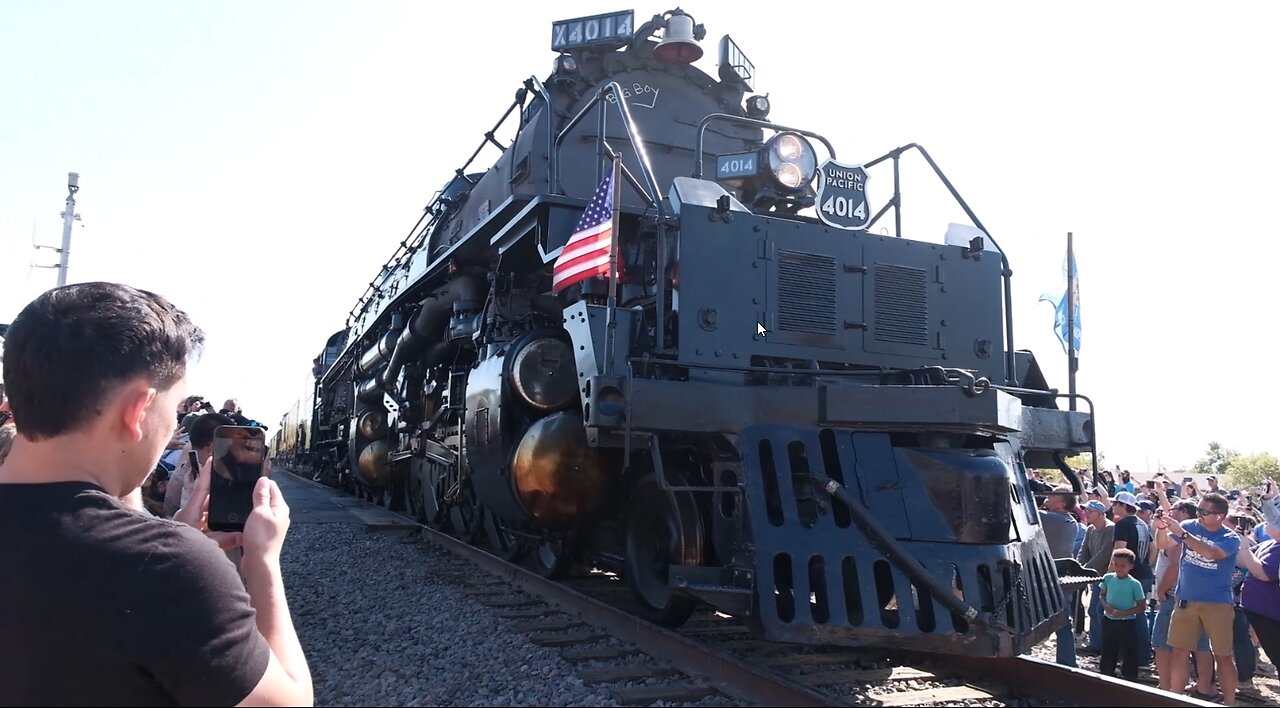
[[57, 172, 81, 287]]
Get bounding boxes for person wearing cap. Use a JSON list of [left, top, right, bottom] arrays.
[[1077, 499, 1115, 655], [1112, 490, 1155, 664], [1207, 475, 1222, 495], [1137, 498, 1157, 525]]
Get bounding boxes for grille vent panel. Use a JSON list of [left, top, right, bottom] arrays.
[[873, 264, 929, 345], [778, 250, 837, 335]]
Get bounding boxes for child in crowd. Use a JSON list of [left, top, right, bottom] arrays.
[[1100, 547, 1147, 680]]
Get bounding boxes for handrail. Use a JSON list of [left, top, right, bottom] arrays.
[[552, 81, 664, 218], [343, 77, 554, 331], [864, 143, 1018, 387], [524, 76, 556, 192], [1054, 392, 1098, 487], [691, 113, 836, 179], [554, 81, 671, 355]]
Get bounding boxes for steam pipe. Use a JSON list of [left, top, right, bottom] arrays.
[[811, 472, 992, 628], [377, 273, 485, 393], [357, 329, 401, 376]]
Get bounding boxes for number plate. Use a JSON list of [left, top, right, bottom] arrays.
[[815, 159, 870, 230], [551, 10, 635, 52], [716, 151, 758, 180]]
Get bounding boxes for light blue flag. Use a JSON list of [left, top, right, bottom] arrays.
[[1039, 245, 1080, 354]]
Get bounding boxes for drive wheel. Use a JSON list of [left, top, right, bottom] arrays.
[[527, 534, 574, 579], [624, 472, 702, 627], [482, 509, 528, 562]]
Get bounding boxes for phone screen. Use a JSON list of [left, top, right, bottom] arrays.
[[1183, 477, 1193, 484], [187, 450, 200, 477], [208, 426, 266, 532]]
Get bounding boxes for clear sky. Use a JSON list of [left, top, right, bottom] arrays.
[[2, 2, 1277, 473]]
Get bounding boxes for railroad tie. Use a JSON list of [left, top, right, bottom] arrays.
[[610, 684, 717, 706]]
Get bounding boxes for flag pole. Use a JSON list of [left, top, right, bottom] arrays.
[[604, 151, 622, 376], [1066, 231, 1078, 411]]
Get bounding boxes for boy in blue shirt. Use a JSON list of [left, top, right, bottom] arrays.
[[1100, 547, 1147, 679]]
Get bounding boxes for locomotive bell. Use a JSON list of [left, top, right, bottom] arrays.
[[654, 9, 702, 64]]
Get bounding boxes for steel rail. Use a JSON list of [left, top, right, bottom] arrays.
[[414, 520, 840, 707], [280, 466, 1219, 708]]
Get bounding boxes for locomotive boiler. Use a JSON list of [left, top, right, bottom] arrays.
[[281, 7, 1096, 657]]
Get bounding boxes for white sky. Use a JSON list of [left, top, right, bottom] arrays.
[[2, 2, 1277, 473]]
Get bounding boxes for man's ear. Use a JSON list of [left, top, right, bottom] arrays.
[[118, 384, 158, 442]]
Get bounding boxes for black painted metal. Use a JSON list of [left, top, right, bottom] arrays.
[[295, 11, 1108, 663], [737, 424, 1062, 656]]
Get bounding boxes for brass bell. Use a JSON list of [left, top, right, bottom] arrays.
[[654, 9, 703, 64]]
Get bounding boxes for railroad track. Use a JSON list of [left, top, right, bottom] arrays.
[[282, 467, 1215, 707]]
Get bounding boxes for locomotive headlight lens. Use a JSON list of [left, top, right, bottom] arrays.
[[775, 162, 804, 189], [763, 132, 817, 192], [775, 134, 804, 160]]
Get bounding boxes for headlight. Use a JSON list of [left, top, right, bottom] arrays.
[[764, 132, 816, 192]]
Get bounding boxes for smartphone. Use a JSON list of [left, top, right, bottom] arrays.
[[208, 425, 267, 532], [1183, 476, 1193, 484], [187, 450, 200, 477]]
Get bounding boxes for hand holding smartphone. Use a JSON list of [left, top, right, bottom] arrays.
[[208, 426, 268, 532]]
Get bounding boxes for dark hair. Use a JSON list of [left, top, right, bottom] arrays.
[[1172, 500, 1198, 518], [1111, 548, 1136, 564], [1, 283, 204, 440], [189, 413, 235, 450], [1201, 492, 1230, 515]]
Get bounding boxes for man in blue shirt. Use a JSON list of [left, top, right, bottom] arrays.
[[1156, 492, 1242, 705]]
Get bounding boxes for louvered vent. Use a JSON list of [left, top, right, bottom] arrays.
[[873, 264, 928, 345], [778, 250, 837, 334]]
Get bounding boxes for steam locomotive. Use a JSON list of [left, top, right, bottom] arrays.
[[273, 8, 1096, 657]]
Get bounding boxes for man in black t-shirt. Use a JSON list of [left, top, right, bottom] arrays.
[[1112, 490, 1155, 665], [0, 283, 312, 707]]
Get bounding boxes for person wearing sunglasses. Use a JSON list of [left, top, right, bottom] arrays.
[[1156, 493, 1242, 704]]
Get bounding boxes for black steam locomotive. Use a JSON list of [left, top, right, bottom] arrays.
[[274, 8, 1095, 657]]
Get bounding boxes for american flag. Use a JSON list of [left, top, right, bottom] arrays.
[[552, 169, 618, 294]]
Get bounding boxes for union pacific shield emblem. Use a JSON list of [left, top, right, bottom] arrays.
[[816, 160, 870, 230]]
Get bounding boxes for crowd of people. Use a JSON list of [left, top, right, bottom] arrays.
[[137, 395, 266, 519], [1032, 467, 1280, 705], [0, 282, 311, 706]]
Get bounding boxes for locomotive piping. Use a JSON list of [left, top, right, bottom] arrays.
[[812, 474, 987, 627], [375, 272, 486, 394]]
